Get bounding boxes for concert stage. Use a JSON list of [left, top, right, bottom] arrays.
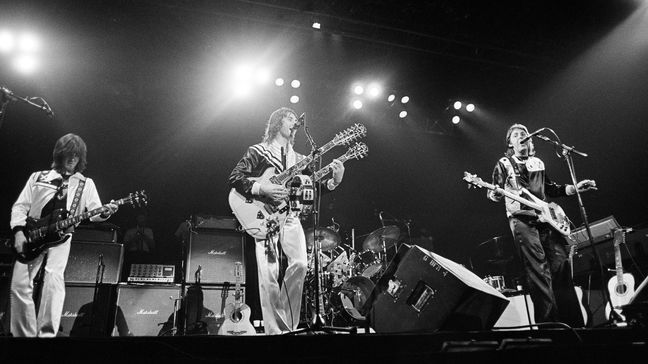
[[1, 326, 647, 363]]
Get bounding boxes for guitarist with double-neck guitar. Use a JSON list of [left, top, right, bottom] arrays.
[[468, 123, 596, 327], [8, 134, 123, 337]]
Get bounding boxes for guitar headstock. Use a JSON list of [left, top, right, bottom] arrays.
[[343, 142, 368, 161], [125, 190, 148, 208], [462, 171, 484, 189], [333, 123, 367, 146]]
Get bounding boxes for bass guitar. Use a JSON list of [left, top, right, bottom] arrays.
[[462, 172, 571, 236], [229, 124, 366, 239], [218, 262, 255, 335], [12, 190, 147, 263], [605, 228, 635, 321]]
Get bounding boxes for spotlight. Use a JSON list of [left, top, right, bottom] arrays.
[[233, 83, 251, 98], [453, 101, 462, 110], [275, 78, 284, 86], [353, 85, 364, 95], [18, 33, 40, 53], [387, 94, 396, 102], [12, 54, 38, 75], [367, 83, 381, 99], [352, 99, 363, 109], [233, 64, 252, 81], [312, 22, 321, 30], [400, 96, 409, 104], [466, 103, 475, 112], [255, 68, 270, 84], [291, 79, 301, 88], [399, 110, 408, 118], [452, 115, 461, 124], [0, 30, 15, 53], [290, 95, 300, 104]]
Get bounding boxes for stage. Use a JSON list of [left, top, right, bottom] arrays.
[[1, 326, 647, 363]]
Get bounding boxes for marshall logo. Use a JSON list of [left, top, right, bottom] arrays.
[[207, 250, 227, 255], [136, 309, 160, 315], [62, 311, 84, 318]]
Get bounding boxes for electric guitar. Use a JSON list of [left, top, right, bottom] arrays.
[[293, 142, 369, 216], [605, 228, 635, 321], [462, 172, 571, 236], [12, 190, 147, 263], [218, 262, 255, 336], [229, 124, 366, 239]]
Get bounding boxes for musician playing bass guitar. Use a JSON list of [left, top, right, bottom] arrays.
[[228, 107, 344, 335], [9, 133, 119, 337], [487, 123, 596, 327]]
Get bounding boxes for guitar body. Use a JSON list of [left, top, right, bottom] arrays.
[[605, 272, 635, 321], [217, 303, 256, 336], [519, 188, 571, 236], [13, 210, 71, 264], [228, 168, 289, 240]]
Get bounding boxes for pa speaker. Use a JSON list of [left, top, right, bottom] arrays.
[[365, 244, 509, 333], [65, 241, 124, 284], [58, 284, 117, 337], [113, 284, 181, 336], [185, 230, 245, 285]]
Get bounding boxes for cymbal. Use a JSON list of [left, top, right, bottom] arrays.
[[362, 225, 400, 252], [304, 227, 341, 251]]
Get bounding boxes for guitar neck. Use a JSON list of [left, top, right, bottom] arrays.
[[270, 140, 338, 185], [312, 154, 352, 182], [55, 197, 126, 231], [613, 230, 625, 283], [482, 181, 542, 211]]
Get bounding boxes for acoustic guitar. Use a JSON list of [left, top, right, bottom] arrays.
[[218, 262, 255, 335]]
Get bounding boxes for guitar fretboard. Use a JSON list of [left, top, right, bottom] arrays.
[[270, 138, 341, 186]]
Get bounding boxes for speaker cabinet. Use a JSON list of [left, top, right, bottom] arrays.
[[58, 284, 117, 337], [0, 276, 9, 335], [493, 294, 535, 328], [182, 284, 246, 335], [365, 244, 509, 333], [72, 223, 119, 243], [65, 241, 124, 284], [113, 284, 182, 337], [185, 230, 245, 285]]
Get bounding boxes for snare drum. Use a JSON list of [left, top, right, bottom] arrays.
[[484, 275, 506, 292]]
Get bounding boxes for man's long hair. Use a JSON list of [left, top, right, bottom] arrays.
[[51, 133, 88, 173], [262, 107, 297, 145], [504, 123, 535, 157]]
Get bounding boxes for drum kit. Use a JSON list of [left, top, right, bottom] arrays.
[[303, 223, 402, 326]]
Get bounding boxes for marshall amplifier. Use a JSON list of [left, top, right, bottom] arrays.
[[113, 284, 181, 337], [72, 223, 120, 243], [192, 215, 239, 231], [182, 284, 245, 335], [65, 241, 124, 284], [58, 284, 117, 337], [185, 230, 245, 285]]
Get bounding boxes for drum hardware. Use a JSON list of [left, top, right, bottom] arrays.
[[483, 275, 506, 292], [304, 226, 341, 252]]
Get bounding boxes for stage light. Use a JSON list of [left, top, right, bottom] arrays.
[[387, 94, 396, 102], [290, 95, 300, 104], [233, 83, 251, 98], [18, 33, 40, 53], [255, 68, 270, 84], [312, 22, 321, 30], [399, 110, 408, 118], [291, 79, 301, 88], [353, 85, 364, 95], [352, 99, 363, 109], [275, 78, 284, 86], [367, 83, 381, 99], [400, 96, 409, 104], [233, 64, 252, 81], [452, 115, 461, 124], [0, 30, 15, 53], [453, 101, 462, 110], [466, 103, 475, 112]]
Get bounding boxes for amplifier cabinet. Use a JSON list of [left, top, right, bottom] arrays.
[[113, 284, 182, 337], [183, 284, 245, 335], [65, 241, 124, 284], [185, 230, 245, 285], [59, 284, 117, 337]]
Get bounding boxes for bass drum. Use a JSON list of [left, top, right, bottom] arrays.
[[331, 276, 375, 325]]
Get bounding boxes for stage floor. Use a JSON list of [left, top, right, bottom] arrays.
[[1, 326, 647, 363]]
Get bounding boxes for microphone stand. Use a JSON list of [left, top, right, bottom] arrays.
[[0, 86, 54, 128], [533, 130, 623, 325], [288, 122, 356, 335]]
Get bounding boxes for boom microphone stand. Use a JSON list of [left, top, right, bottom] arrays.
[[0, 86, 54, 129], [288, 117, 355, 335], [531, 128, 623, 325]]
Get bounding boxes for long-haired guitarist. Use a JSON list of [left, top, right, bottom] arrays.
[[9, 133, 118, 337], [487, 123, 596, 327], [228, 107, 344, 335]]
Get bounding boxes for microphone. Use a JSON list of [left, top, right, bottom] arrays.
[[519, 127, 546, 144], [378, 211, 385, 227], [294, 113, 305, 129]]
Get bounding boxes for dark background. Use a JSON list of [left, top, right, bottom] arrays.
[[1, 0, 647, 277]]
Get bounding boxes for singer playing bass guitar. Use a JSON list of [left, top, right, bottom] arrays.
[[228, 107, 345, 335], [486, 123, 596, 327]]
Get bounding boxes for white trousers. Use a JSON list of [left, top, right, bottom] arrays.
[[10, 236, 71, 337], [254, 216, 307, 335]]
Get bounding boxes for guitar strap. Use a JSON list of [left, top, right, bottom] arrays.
[[66, 179, 86, 232], [505, 155, 522, 190]]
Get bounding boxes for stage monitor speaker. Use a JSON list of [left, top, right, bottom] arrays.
[[113, 284, 181, 337], [365, 244, 509, 333], [185, 230, 245, 285], [58, 284, 117, 337], [65, 241, 124, 284]]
